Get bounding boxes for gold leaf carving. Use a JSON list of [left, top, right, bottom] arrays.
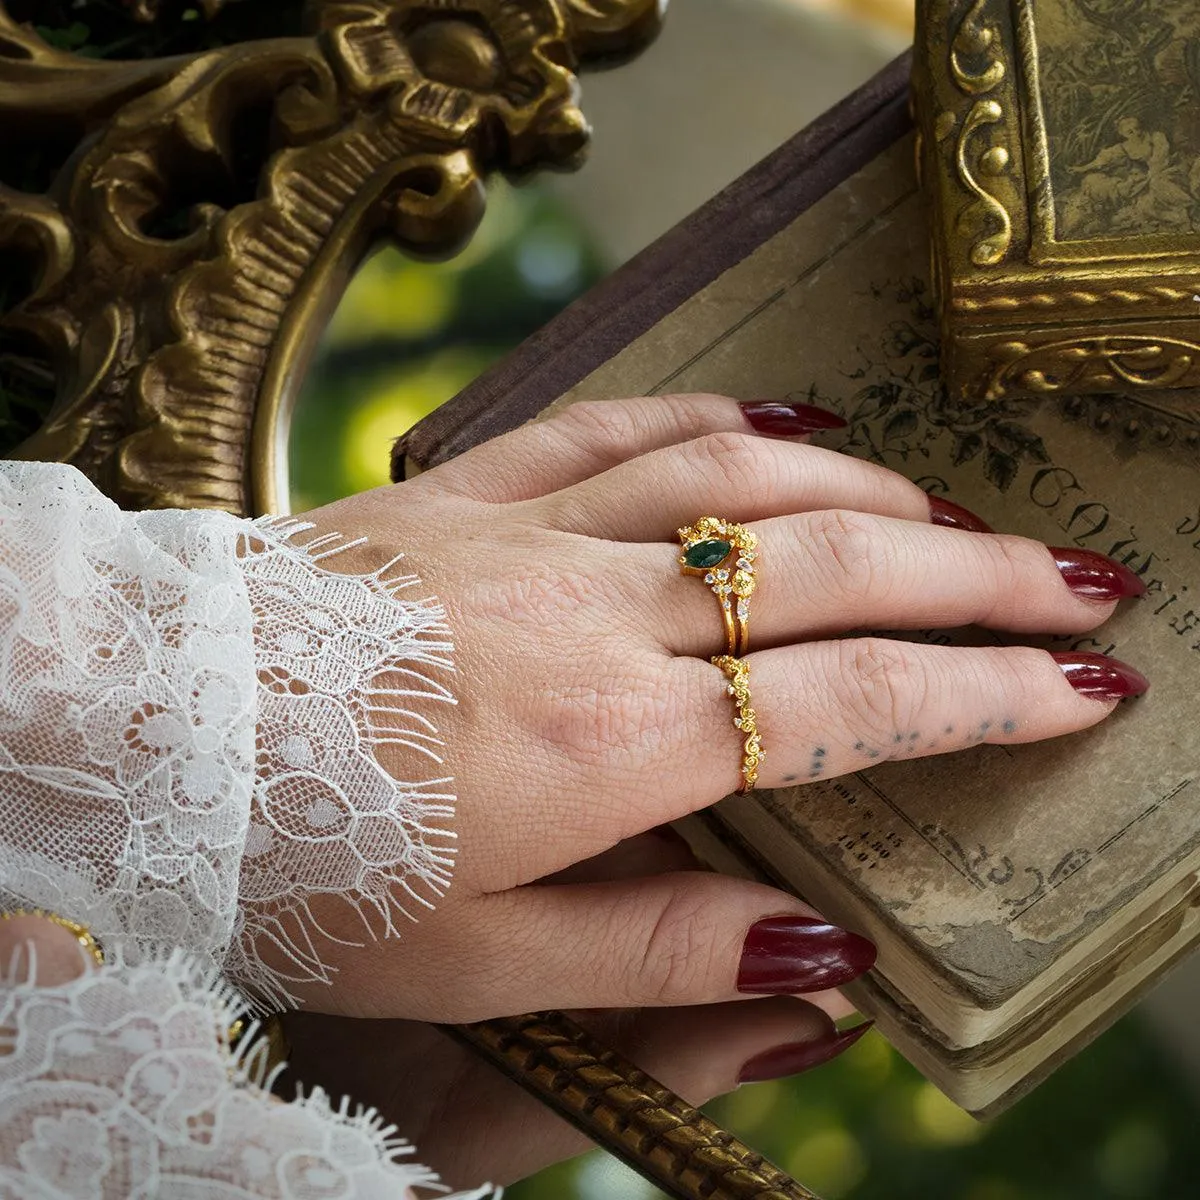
[[955, 98, 1013, 267], [986, 335, 1200, 399], [950, 0, 1006, 94], [954, 284, 1200, 313], [944, 0, 1013, 269], [0, 0, 659, 514]]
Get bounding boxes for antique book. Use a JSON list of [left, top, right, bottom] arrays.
[[392, 54, 1200, 1116]]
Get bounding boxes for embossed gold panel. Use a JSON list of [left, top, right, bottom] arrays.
[[914, 0, 1200, 400]]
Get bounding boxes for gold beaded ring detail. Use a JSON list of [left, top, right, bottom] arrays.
[[712, 655, 764, 794], [677, 517, 758, 657]]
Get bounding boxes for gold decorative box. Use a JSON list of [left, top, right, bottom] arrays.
[[914, 0, 1200, 401]]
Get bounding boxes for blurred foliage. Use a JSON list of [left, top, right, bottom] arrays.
[[511, 1017, 1200, 1200], [289, 179, 605, 509], [5, 0, 306, 60]]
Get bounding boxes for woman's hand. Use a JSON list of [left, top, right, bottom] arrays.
[[261, 393, 1145, 1022]]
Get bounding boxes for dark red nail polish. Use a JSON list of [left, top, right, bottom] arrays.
[[1050, 651, 1149, 701], [928, 495, 994, 534], [1050, 547, 1147, 601], [738, 1021, 874, 1084], [739, 401, 848, 438], [737, 915, 877, 995]]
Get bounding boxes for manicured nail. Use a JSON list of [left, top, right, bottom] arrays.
[[1050, 548, 1147, 601], [737, 915, 876, 995], [1050, 651, 1149, 701], [928, 495, 994, 533], [738, 1021, 874, 1084], [739, 401, 848, 438]]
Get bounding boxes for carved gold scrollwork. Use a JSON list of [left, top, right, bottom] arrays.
[[986, 335, 1200, 399], [955, 98, 1012, 267], [950, 0, 1006, 94], [945, 0, 1013, 268], [0, 0, 663, 514]]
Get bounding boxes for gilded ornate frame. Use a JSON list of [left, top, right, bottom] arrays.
[[914, 0, 1200, 404], [0, 4, 821, 1196]]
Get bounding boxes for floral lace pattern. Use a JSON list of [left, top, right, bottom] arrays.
[[231, 519, 457, 1006], [0, 463, 458, 1006], [0, 948, 494, 1199], [0, 463, 254, 975]]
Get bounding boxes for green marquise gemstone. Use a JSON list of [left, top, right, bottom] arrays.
[[684, 538, 732, 569]]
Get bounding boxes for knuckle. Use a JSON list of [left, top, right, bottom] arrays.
[[687, 431, 775, 496], [633, 891, 721, 1006], [804, 509, 881, 596], [553, 400, 642, 456], [837, 637, 930, 736]]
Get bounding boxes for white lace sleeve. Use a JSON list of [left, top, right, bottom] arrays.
[[0, 460, 457, 1003], [0, 946, 493, 1199]]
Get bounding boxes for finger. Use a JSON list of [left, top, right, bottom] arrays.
[[417, 394, 846, 503], [536, 433, 934, 539], [676, 640, 1148, 800], [649, 511, 1146, 655], [455, 638, 1145, 889], [606, 999, 869, 1097], [406, 874, 875, 1017], [0, 915, 95, 987]]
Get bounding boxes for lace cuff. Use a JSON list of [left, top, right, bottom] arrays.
[[0, 463, 457, 1007], [230, 518, 457, 1006], [0, 462, 254, 975], [0, 947, 492, 1199]]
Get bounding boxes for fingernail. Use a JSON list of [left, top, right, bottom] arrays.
[[737, 915, 877, 995], [1050, 548, 1147, 601], [738, 1021, 874, 1084], [928, 495, 994, 534], [1050, 651, 1149, 700], [739, 401, 848, 438]]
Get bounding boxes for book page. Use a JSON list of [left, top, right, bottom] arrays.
[[554, 138, 1200, 1004]]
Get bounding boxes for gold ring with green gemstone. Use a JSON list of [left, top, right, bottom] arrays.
[[677, 516, 758, 657], [712, 655, 763, 793]]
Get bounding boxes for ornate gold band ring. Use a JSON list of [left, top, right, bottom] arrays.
[[677, 517, 758, 657], [712, 655, 764, 794]]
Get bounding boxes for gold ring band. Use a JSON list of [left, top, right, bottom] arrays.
[[712, 655, 764, 793], [677, 516, 758, 657]]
